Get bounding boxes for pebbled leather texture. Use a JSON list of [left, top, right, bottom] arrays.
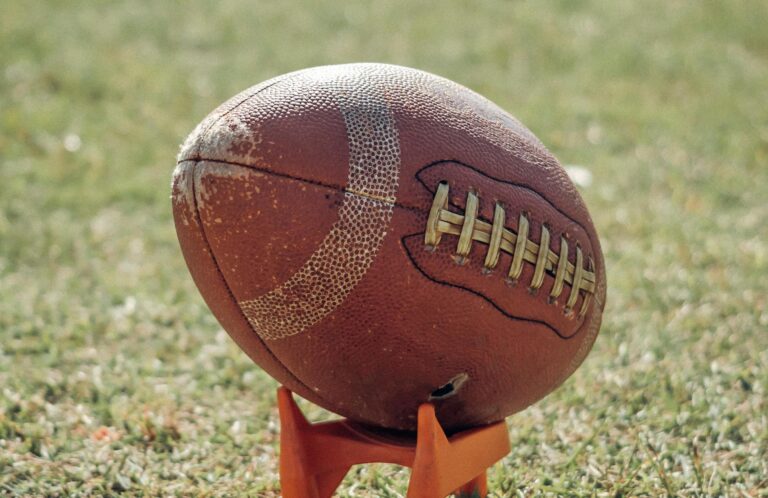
[[172, 63, 607, 432]]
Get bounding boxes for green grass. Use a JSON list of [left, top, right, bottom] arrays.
[[1, 0, 767, 495]]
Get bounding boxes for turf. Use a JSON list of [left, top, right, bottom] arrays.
[[1, 0, 767, 496]]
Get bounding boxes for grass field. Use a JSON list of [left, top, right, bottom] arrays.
[[1, 0, 767, 496]]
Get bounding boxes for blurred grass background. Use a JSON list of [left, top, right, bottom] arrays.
[[1, 0, 767, 495]]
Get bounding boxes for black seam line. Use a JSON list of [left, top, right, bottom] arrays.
[[179, 156, 426, 213], [415, 159, 592, 236], [401, 232, 584, 341], [189, 160, 325, 403]]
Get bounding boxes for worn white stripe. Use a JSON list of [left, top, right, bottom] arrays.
[[239, 82, 400, 340]]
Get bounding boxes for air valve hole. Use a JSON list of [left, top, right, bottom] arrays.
[[430, 383, 455, 399], [428, 372, 469, 401]]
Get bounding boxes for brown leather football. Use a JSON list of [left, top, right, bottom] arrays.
[[172, 63, 606, 432]]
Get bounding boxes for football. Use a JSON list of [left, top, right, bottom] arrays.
[[172, 63, 606, 432]]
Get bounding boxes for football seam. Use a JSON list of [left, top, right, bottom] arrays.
[[401, 232, 583, 340], [187, 160, 327, 406], [179, 156, 425, 213], [179, 156, 596, 238]]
